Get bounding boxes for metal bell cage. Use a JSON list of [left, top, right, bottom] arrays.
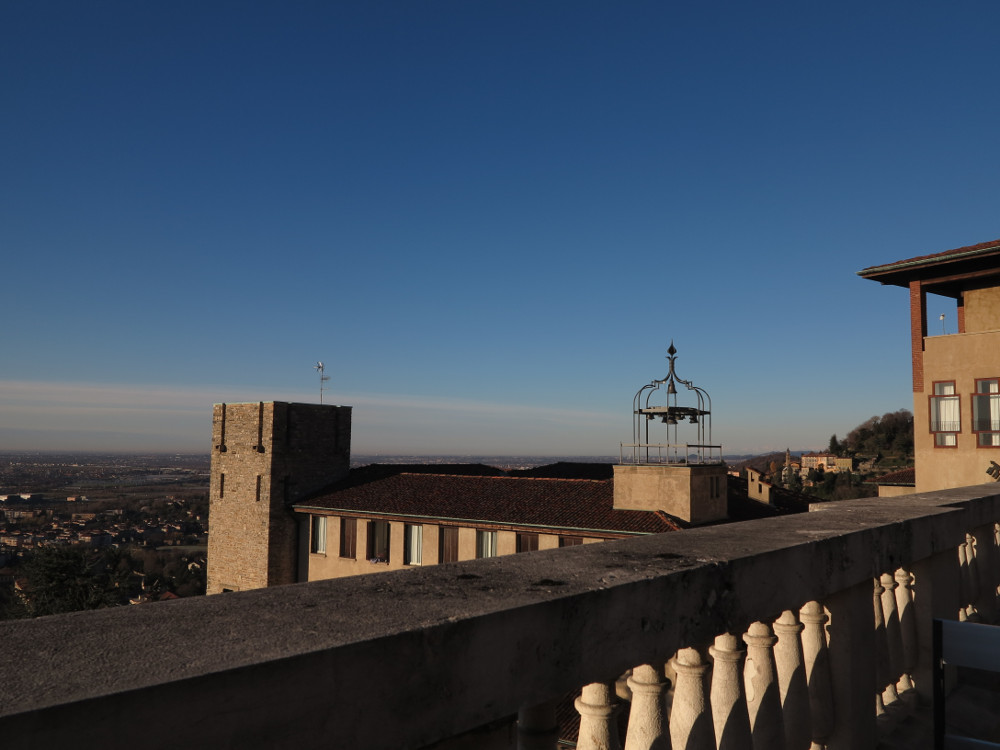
[[620, 343, 723, 465]]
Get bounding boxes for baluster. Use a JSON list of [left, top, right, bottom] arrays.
[[518, 700, 558, 750], [893, 568, 918, 707], [872, 577, 896, 715], [710, 633, 751, 750], [958, 536, 981, 622], [624, 664, 672, 750], [774, 610, 811, 750], [879, 572, 913, 703], [669, 647, 715, 750], [972, 522, 998, 623], [799, 601, 833, 750], [576, 682, 622, 750], [744, 621, 786, 750]]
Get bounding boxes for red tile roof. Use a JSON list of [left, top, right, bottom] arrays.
[[296, 471, 681, 535], [867, 466, 915, 486]]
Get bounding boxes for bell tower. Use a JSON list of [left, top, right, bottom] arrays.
[[206, 401, 352, 594], [614, 344, 727, 524]]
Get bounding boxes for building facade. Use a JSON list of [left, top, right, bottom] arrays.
[[293, 465, 683, 582], [860, 238, 1000, 492]]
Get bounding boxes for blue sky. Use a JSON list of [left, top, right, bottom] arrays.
[[2, 2, 999, 455]]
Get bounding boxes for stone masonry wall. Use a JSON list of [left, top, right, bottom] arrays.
[[206, 402, 352, 594]]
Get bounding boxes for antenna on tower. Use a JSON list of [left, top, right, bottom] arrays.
[[314, 361, 330, 404]]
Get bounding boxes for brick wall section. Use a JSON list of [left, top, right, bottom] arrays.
[[206, 402, 352, 594], [909, 280, 926, 393]]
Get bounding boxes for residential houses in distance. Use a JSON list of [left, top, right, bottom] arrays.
[[0, 498, 207, 562], [799, 451, 854, 473]]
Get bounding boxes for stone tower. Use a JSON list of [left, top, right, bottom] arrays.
[[206, 401, 352, 594]]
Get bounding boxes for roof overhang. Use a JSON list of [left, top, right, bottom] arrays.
[[858, 239, 1000, 298]]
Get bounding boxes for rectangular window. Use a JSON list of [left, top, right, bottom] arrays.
[[710, 475, 722, 499], [930, 381, 960, 447], [404, 524, 423, 565], [367, 520, 390, 562], [516, 533, 538, 553], [476, 530, 498, 559], [559, 536, 582, 547], [974, 378, 1000, 447], [439, 527, 459, 563], [339, 517, 357, 559], [310, 515, 327, 554]]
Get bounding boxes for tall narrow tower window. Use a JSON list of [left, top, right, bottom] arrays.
[[219, 473, 225, 498]]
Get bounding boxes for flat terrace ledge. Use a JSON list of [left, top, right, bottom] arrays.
[[1, 486, 997, 750]]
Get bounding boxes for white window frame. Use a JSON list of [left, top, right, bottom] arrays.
[[310, 515, 327, 555], [930, 381, 960, 447], [476, 530, 498, 559], [404, 524, 423, 565]]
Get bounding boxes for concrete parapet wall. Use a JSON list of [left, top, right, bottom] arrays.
[[0, 485, 998, 749]]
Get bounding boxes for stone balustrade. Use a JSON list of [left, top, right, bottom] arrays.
[[0, 485, 997, 749]]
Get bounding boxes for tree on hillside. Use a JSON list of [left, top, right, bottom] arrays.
[[842, 410, 913, 458], [828, 434, 841, 454]]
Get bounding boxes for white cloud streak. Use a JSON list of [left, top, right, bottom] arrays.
[[0, 380, 623, 453]]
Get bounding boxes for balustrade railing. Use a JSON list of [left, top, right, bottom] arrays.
[[619, 443, 724, 465], [0, 485, 997, 750]]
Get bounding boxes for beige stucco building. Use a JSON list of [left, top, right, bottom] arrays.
[[800, 452, 854, 473], [293, 463, 688, 583], [860, 238, 1000, 493]]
